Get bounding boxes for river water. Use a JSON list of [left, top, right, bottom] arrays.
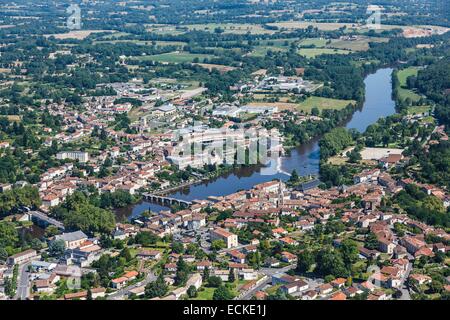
[[119, 68, 396, 219]]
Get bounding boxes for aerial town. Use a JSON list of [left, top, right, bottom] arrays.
[[0, 0, 449, 303]]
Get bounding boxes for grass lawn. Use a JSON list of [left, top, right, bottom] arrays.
[[420, 116, 435, 124], [136, 52, 214, 63], [265, 284, 281, 295], [398, 88, 422, 102], [396, 67, 422, 102], [397, 67, 419, 86], [296, 96, 355, 113], [298, 48, 350, 58], [251, 45, 288, 57], [193, 287, 215, 300], [407, 105, 431, 115], [298, 38, 327, 47]]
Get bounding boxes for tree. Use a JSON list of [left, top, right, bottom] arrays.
[[0, 185, 41, 215], [315, 247, 348, 278], [365, 232, 379, 250], [63, 203, 115, 235], [347, 149, 362, 163], [171, 241, 185, 254], [175, 257, 190, 286], [267, 288, 289, 300], [134, 231, 158, 246], [87, 288, 93, 300], [4, 278, 14, 298], [48, 239, 65, 258], [247, 251, 261, 269], [45, 225, 59, 237], [339, 239, 359, 267], [207, 276, 223, 288], [202, 267, 210, 281], [0, 222, 19, 248], [0, 247, 8, 262], [145, 274, 168, 299], [319, 127, 354, 160], [119, 247, 132, 262], [213, 285, 234, 300], [229, 268, 236, 283], [296, 250, 314, 274], [288, 169, 299, 184], [211, 240, 226, 251], [187, 285, 198, 298]]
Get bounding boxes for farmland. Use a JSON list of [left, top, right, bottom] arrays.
[[296, 96, 355, 113], [298, 48, 350, 58], [134, 52, 215, 63]]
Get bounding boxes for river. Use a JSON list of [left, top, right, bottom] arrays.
[[119, 68, 396, 219]]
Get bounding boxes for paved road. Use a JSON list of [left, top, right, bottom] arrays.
[[29, 211, 65, 230], [107, 270, 156, 300], [15, 263, 30, 300], [398, 260, 413, 300], [239, 264, 296, 300]]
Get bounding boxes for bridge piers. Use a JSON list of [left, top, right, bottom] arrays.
[[143, 193, 192, 208]]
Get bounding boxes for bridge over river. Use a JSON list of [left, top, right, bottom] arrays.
[[142, 193, 192, 208]]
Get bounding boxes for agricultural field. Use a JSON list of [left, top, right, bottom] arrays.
[[184, 23, 276, 35], [192, 63, 237, 73], [250, 45, 289, 57], [134, 52, 215, 63], [298, 38, 328, 47], [296, 96, 355, 113], [246, 96, 354, 114], [94, 39, 187, 48], [328, 37, 389, 51], [45, 30, 113, 40], [145, 24, 187, 35], [267, 21, 358, 31], [297, 36, 388, 53], [298, 48, 350, 58]]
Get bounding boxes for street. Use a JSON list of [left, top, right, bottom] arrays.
[[15, 262, 30, 300], [239, 264, 296, 300], [398, 259, 413, 300], [107, 270, 156, 300]]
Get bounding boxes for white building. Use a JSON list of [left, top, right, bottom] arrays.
[[56, 151, 89, 163]]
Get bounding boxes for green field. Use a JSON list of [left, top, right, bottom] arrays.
[[94, 39, 186, 48], [136, 52, 214, 63], [193, 287, 215, 300], [298, 48, 350, 58], [251, 45, 288, 56], [407, 105, 431, 115], [329, 37, 388, 51], [298, 38, 327, 47], [184, 23, 275, 35], [397, 67, 419, 86], [398, 88, 422, 101], [296, 96, 355, 113], [396, 67, 422, 102], [251, 38, 298, 56]]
